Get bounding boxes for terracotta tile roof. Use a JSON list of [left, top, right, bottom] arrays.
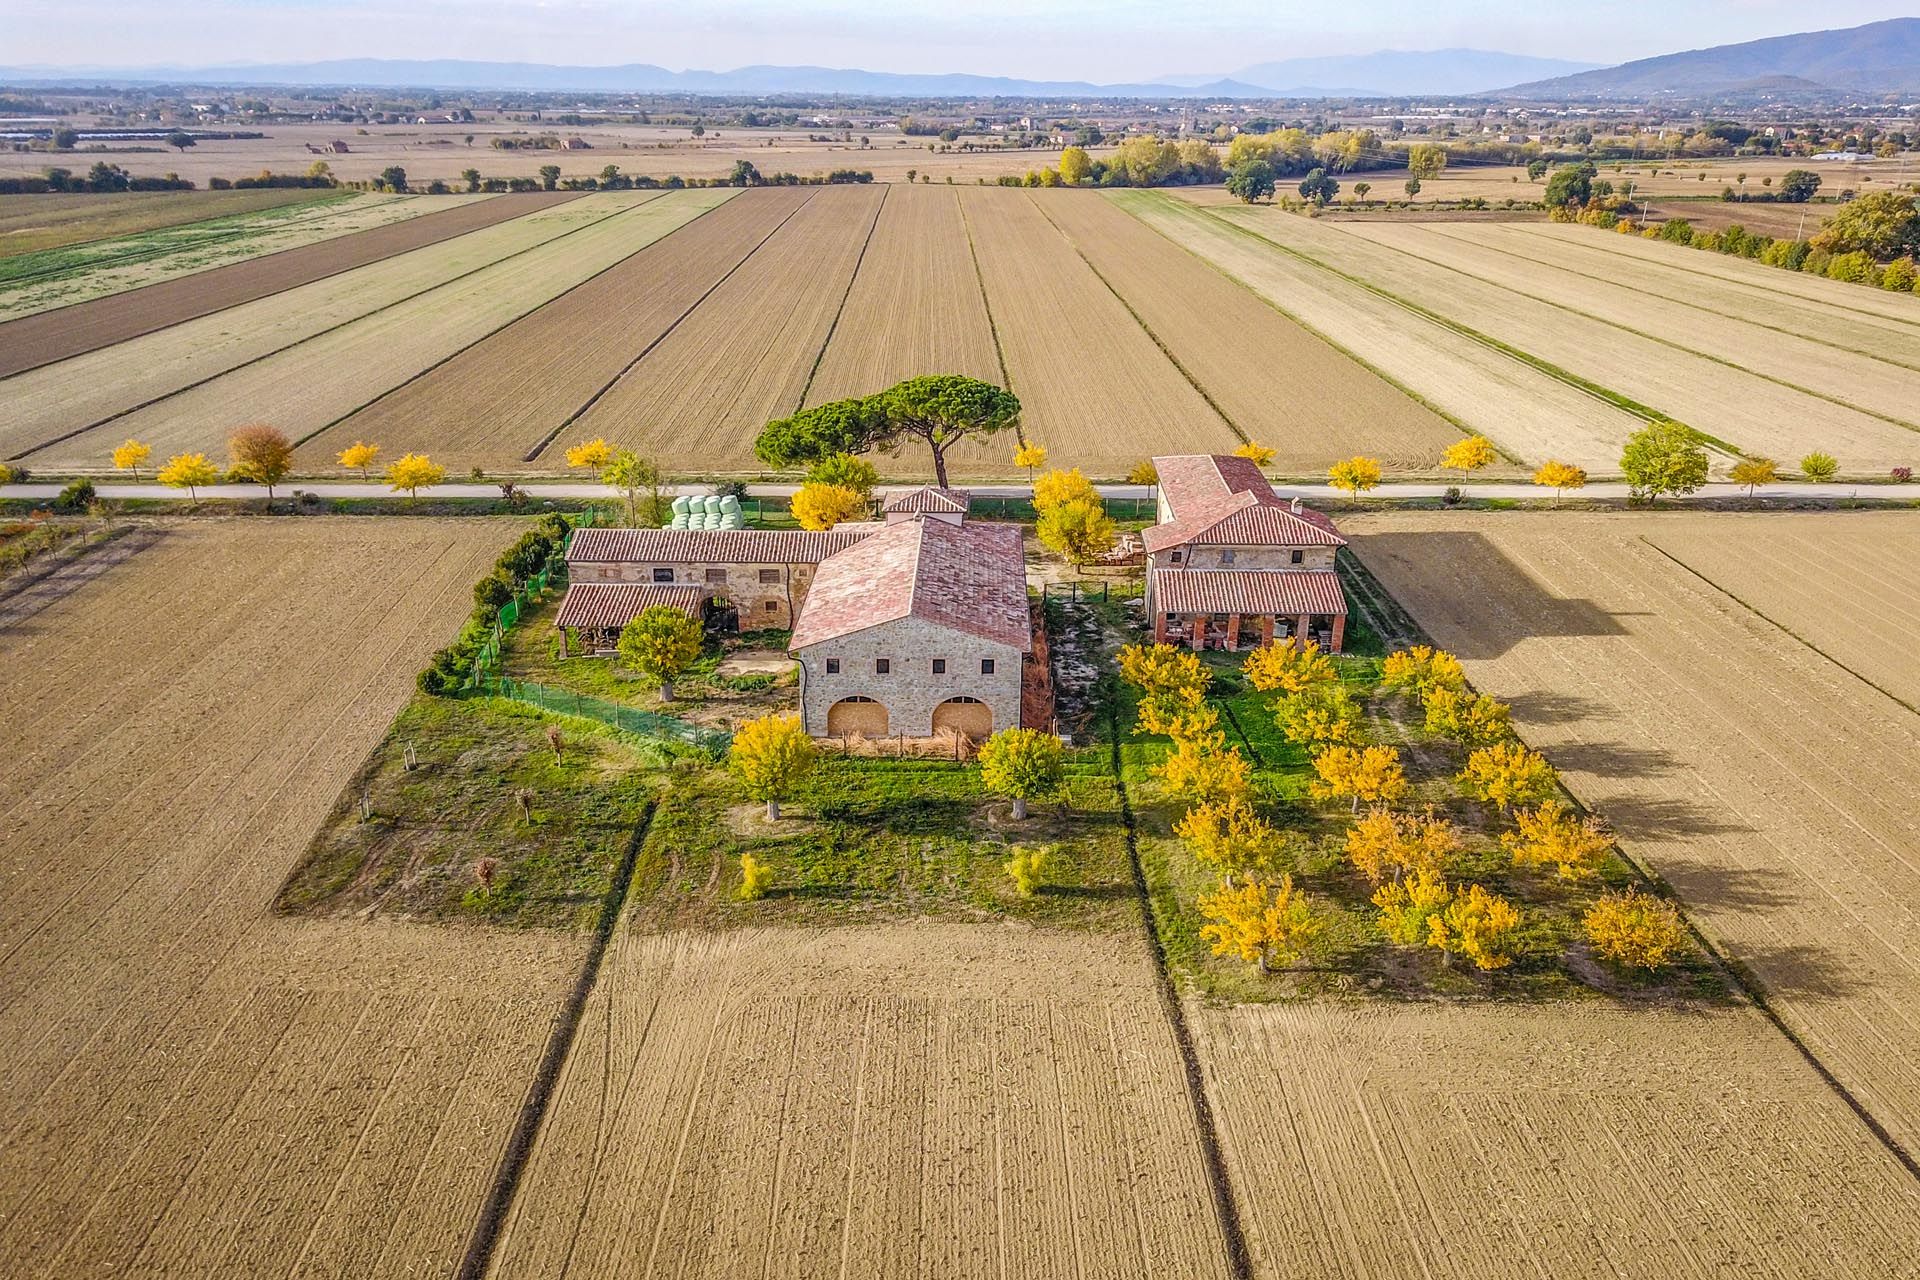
[[881, 485, 971, 514], [1150, 568, 1347, 617], [1141, 488, 1346, 552], [554, 583, 708, 630], [1153, 453, 1273, 514], [566, 526, 873, 566], [790, 517, 1031, 651]]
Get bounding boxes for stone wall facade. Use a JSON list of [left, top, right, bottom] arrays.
[[1147, 543, 1337, 574], [571, 559, 819, 629], [794, 615, 1026, 738]]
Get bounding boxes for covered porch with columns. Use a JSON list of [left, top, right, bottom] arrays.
[[1146, 568, 1348, 654]]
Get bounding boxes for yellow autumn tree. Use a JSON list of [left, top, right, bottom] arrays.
[[1274, 682, 1362, 750], [978, 727, 1064, 820], [1242, 639, 1335, 695], [1729, 456, 1777, 496], [1033, 466, 1097, 513], [228, 423, 295, 498], [1127, 459, 1159, 490], [1421, 685, 1513, 747], [1459, 741, 1558, 813], [1532, 459, 1586, 503], [157, 452, 220, 502], [616, 603, 705, 700], [1312, 744, 1408, 812], [729, 712, 816, 820], [1373, 868, 1450, 945], [1199, 874, 1320, 973], [1155, 739, 1251, 803], [1119, 643, 1212, 735], [1504, 799, 1612, 880], [1440, 435, 1498, 474], [1328, 455, 1382, 500], [736, 852, 774, 901], [336, 440, 380, 479], [385, 452, 446, 498], [1345, 806, 1462, 884], [1013, 441, 1048, 481], [565, 437, 614, 470], [1381, 645, 1466, 697], [1233, 441, 1277, 467], [1584, 888, 1688, 970], [111, 438, 151, 479], [790, 481, 864, 530], [1035, 496, 1116, 567], [1428, 883, 1523, 970], [1176, 794, 1284, 881], [1003, 844, 1054, 897]]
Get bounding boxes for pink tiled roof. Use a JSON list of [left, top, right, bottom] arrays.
[[554, 583, 707, 630], [566, 526, 873, 566], [790, 517, 1031, 651], [1141, 488, 1346, 553], [1150, 569, 1347, 617], [1154, 453, 1273, 514], [881, 485, 971, 514]]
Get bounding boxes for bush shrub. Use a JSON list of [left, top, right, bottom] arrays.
[[53, 478, 95, 512], [417, 514, 573, 695]]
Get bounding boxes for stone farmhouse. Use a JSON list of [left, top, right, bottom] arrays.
[[789, 513, 1031, 740], [1144, 454, 1350, 652]]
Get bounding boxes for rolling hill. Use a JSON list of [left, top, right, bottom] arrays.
[[1504, 17, 1920, 98]]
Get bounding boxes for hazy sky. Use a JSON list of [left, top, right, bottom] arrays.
[[7, 0, 1916, 77]]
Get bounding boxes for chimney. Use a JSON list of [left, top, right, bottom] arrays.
[[1290, 497, 1302, 515]]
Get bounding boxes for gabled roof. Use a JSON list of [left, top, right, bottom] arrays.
[[790, 517, 1030, 652], [554, 583, 707, 629], [881, 485, 971, 515], [1154, 453, 1274, 515], [1150, 568, 1347, 617], [1141, 488, 1346, 553], [566, 526, 873, 565]]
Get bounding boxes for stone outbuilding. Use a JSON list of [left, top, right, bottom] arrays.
[[789, 516, 1031, 740], [1143, 454, 1350, 652], [562, 525, 874, 632]]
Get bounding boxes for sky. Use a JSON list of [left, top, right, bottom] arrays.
[[6, 0, 1917, 78]]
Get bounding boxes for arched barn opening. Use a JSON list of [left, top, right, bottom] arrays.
[[931, 696, 992, 741], [826, 695, 888, 737]]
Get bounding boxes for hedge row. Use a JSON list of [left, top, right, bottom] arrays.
[[418, 512, 573, 696]]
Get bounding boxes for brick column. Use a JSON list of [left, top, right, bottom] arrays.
[[1259, 615, 1274, 647], [1190, 614, 1206, 651], [1331, 614, 1346, 654], [1154, 612, 1169, 644], [1295, 615, 1310, 650], [1225, 613, 1242, 652]]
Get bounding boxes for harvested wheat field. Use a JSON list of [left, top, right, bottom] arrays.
[[1210, 205, 1920, 471], [558, 184, 886, 469], [321, 185, 788, 469], [960, 187, 1240, 474], [0, 519, 582, 1275], [1119, 191, 1640, 472], [1348, 510, 1920, 1157], [1, 191, 675, 462], [492, 922, 1233, 1280], [1035, 188, 1463, 473], [1193, 1001, 1920, 1279], [20, 194, 706, 468], [0, 191, 568, 377], [0, 187, 338, 258]]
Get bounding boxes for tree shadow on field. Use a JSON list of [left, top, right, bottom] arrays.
[[1504, 691, 1610, 725], [1651, 856, 1799, 912], [1601, 794, 1751, 841], [1733, 942, 1873, 1001], [1350, 532, 1636, 660], [1549, 740, 1681, 779]]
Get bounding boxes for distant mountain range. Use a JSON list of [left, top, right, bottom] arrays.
[[0, 50, 1592, 99], [1504, 17, 1920, 97]]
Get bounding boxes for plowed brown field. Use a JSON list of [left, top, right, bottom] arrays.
[[960, 187, 1240, 474], [557, 184, 886, 469], [1034, 188, 1463, 473], [492, 923, 1234, 1279], [1194, 1001, 1920, 1279], [318, 185, 791, 469], [0, 191, 574, 377], [1348, 511, 1920, 1157], [0, 519, 581, 1275]]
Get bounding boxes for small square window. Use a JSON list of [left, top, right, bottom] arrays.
[[1170, 550, 1184, 564], [651, 566, 674, 583], [1220, 548, 1236, 565], [758, 568, 780, 584], [763, 599, 778, 612], [876, 658, 891, 675], [705, 567, 728, 584], [932, 658, 947, 674], [825, 658, 840, 674], [1290, 549, 1304, 565], [980, 658, 995, 675]]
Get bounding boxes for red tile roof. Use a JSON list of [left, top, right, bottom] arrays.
[[1154, 453, 1273, 513], [790, 517, 1031, 651], [1150, 569, 1346, 617], [554, 583, 708, 630], [566, 526, 873, 566], [1141, 488, 1346, 553], [881, 485, 971, 514]]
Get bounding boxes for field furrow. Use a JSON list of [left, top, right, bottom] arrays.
[[20, 193, 708, 467], [960, 187, 1239, 474], [559, 184, 886, 471], [0, 192, 560, 376], [1120, 191, 1639, 471], [0, 192, 666, 460], [1036, 189, 1463, 473]]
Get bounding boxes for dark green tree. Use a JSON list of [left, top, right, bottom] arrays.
[[1297, 167, 1339, 204], [1778, 169, 1822, 203], [756, 375, 1019, 488], [1225, 159, 1276, 204], [165, 131, 196, 152], [378, 165, 408, 192], [1543, 163, 1595, 208], [1620, 420, 1709, 504]]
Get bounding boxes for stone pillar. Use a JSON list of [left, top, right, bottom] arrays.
[[1190, 614, 1206, 651], [1331, 613, 1347, 654], [1295, 615, 1310, 650], [1225, 613, 1242, 652], [1259, 615, 1274, 647]]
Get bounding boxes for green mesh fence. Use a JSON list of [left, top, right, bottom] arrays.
[[472, 676, 730, 753]]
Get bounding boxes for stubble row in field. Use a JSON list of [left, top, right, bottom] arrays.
[[0, 191, 676, 462], [0, 187, 341, 259], [0, 191, 566, 377], [14, 193, 719, 468], [1118, 190, 1641, 471], [0, 518, 581, 1276], [1035, 188, 1465, 473], [555, 183, 887, 469], [1347, 511, 1920, 1158], [492, 923, 1234, 1280], [1208, 203, 1920, 471]]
